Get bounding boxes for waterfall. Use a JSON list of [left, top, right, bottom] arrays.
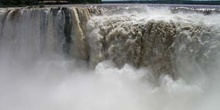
[[0, 5, 220, 110], [0, 7, 102, 62]]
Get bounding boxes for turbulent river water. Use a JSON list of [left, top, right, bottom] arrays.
[[0, 5, 220, 110]]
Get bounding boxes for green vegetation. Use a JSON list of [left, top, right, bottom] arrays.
[[1, 0, 219, 7], [1, 0, 38, 6], [0, 0, 101, 7]]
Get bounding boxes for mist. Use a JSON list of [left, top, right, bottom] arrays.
[[1, 5, 220, 110], [0, 54, 220, 110]]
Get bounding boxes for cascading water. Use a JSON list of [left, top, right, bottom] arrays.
[[0, 5, 220, 110]]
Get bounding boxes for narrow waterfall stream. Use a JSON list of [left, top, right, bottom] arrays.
[[0, 5, 220, 110]]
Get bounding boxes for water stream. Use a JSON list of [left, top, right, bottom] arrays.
[[0, 5, 220, 110]]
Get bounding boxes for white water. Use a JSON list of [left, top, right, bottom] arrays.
[[0, 6, 220, 110], [1, 54, 220, 110]]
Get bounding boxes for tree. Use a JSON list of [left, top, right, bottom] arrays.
[[1, 0, 38, 6], [0, 0, 102, 6]]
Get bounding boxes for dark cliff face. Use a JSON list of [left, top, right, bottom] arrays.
[[0, 5, 220, 79]]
